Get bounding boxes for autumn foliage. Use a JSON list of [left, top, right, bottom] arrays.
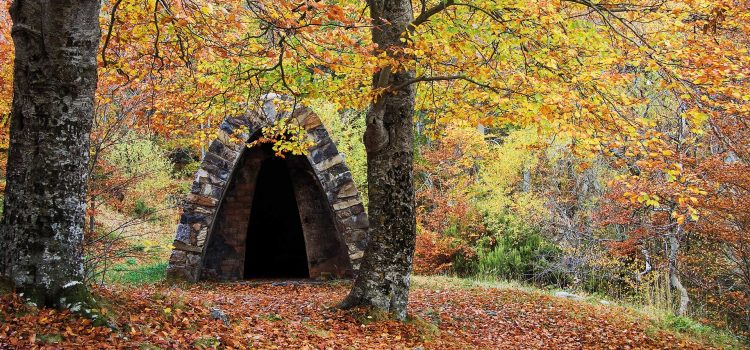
[[0, 280, 724, 349], [0, 0, 750, 344]]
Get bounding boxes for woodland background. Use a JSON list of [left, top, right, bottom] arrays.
[[0, 0, 748, 347]]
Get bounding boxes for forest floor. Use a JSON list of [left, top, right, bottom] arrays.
[[0, 276, 740, 349]]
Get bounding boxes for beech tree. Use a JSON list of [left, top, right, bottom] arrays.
[[0, 0, 101, 309], [337, 0, 417, 319]]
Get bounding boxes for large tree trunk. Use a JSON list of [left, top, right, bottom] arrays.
[[0, 0, 101, 308], [339, 0, 417, 320]]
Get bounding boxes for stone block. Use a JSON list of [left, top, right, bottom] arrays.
[[314, 154, 344, 172], [203, 164, 230, 181], [209, 173, 227, 184], [355, 236, 369, 250], [333, 198, 360, 210], [193, 205, 215, 215], [180, 213, 206, 225], [175, 224, 191, 243], [173, 241, 202, 253], [335, 208, 352, 220], [336, 182, 358, 199], [187, 193, 219, 207], [169, 250, 187, 264], [197, 228, 208, 246], [190, 181, 202, 194], [201, 184, 214, 196], [217, 129, 233, 146], [261, 100, 277, 121], [211, 185, 223, 198], [350, 204, 365, 215], [310, 142, 339, 164], [209, 140, 240, 161], [195, 169, 210, 182], [349, 212, 369, 229], [186, 252, 201, 265], [350, 228, 368, 242], [224, 116, 248, 128], [204, 152, 231, 171], [326, 163, 350, 179], [219, 120, 235, 134], [307, 126, 330, 146], [298, 111, 322, 130], [324, 172, 354, 194]]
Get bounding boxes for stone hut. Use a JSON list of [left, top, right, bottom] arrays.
[[166, 95, 368, 281]]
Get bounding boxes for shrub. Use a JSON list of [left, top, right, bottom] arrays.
[[309, 100, 368, 206], [414, 227, 476, 275], [103, 134, 175, 214], [133, 199, 156, 219], [477, 213, 563, 284]]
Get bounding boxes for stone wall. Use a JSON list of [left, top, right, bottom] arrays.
[[199, 146, 263, 280], [166, 94, 368, 281]]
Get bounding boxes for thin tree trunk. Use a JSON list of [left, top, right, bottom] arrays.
[[339, 0, 417, 320], [0, 0, 101, 308], [668, 231, 689, 316]]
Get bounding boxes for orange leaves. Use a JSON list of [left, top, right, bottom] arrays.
[[0, 282, 716, 349], [325, 5, 346, 22]]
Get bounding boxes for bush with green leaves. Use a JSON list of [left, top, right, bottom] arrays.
[[309, 100, 368, 207], [476, 213, 563, 285], [103, 134, 174, 214]]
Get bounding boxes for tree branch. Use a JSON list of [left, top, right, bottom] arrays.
[[393, 74, 519, 96], [410, 0, 455, 30], [101, 0, 124, 67]]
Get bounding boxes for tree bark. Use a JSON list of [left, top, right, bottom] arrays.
[[338, 0, 417, 320], [0, 0, 101, 308], [668, 230, 689, 316]]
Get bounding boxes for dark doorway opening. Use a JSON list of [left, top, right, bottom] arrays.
[[244, 156, 310, 278]]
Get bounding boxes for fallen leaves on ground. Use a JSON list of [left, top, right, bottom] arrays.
[[0, 281, 716, 349]]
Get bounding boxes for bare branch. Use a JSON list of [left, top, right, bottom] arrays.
[[101, 0, 124, 67]]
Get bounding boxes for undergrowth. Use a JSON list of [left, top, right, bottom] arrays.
[[411, 275, 745, 349], [108, 262, 168, 285]]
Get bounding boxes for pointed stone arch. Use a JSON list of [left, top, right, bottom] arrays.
[[166, 95, 368, 281]]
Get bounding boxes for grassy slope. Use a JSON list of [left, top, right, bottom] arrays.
[[412, 275, 743, 350], [0, 275, 743, 349]]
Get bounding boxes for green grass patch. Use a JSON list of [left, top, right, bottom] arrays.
[[37, 333, 63, 345], [411, 274, 538, 294], [258, 313, 283, 322], [193, 336, 220, 349], [657, 315, 743, 350], [303, 322, 331, 338], [108, 262, 167, 285], [407, 315, 440, 342]]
